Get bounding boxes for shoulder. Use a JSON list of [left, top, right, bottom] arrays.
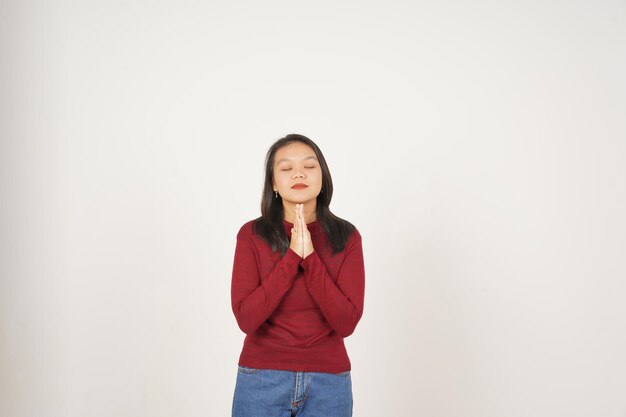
[[338, 217, 360, 238], [333, 217, 361, 249], [236, 218, 261, 239], [347, 224, 362, 244]]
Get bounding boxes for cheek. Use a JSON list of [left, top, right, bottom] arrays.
[[314, 173, 323, 186], [275, 174, 289, 186]]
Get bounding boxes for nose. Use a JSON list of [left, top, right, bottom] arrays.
[[292, 167, 306, 178]]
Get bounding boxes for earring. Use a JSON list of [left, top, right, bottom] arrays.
[[275, 191, 278, 199]]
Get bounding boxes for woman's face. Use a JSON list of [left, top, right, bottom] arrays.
[[273, 141, 323, 207]]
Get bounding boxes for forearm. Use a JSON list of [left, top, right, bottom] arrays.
[[231, 246, 302, 334], [301, 248, 365, 337]]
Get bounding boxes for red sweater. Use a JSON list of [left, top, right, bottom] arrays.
[[230, 218, 365, 373]]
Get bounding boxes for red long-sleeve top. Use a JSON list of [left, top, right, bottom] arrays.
[[230, 218, 365, 373]]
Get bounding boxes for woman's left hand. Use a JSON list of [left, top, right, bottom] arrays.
[[296, 204, 315, 259]]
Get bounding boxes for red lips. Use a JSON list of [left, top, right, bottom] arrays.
[[291, 183, 308, 190]]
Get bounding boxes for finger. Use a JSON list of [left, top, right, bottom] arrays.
[[295, 204, 300, 226], [297, 205, 302, 229], [295, 206, 301, 235], [300, 206, 306, 233], [296, 204, 302, 229]]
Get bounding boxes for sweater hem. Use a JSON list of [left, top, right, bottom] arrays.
[[237, 359, 351, 374]]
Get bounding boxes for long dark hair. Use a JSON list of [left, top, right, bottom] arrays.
[[253, 133, 356, 256]]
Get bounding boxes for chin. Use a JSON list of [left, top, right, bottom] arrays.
[[286, 195, 316, 204]]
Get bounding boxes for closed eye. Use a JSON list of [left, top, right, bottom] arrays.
[[280, 166, 315, 171]]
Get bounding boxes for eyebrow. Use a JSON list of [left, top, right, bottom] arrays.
[[275, 156, 318, 164]]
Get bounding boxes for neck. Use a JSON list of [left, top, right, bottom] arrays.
[[283, 201, 317, 223]]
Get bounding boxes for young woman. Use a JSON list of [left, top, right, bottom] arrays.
[[230, 134, 365, 417]]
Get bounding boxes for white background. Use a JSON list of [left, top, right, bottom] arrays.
[[1, 1, 625, 416]]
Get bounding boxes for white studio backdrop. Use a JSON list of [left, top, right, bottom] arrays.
[[1, 1, 625, 416]]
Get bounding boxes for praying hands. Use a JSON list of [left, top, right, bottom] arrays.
[[289, 204, 315, 259]]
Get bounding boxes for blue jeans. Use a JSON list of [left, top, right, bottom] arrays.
[[232, 366, 353, 417]]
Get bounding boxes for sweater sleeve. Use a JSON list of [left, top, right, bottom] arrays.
[[300, 229, 365, 337], [230, 229, 302, 334]]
